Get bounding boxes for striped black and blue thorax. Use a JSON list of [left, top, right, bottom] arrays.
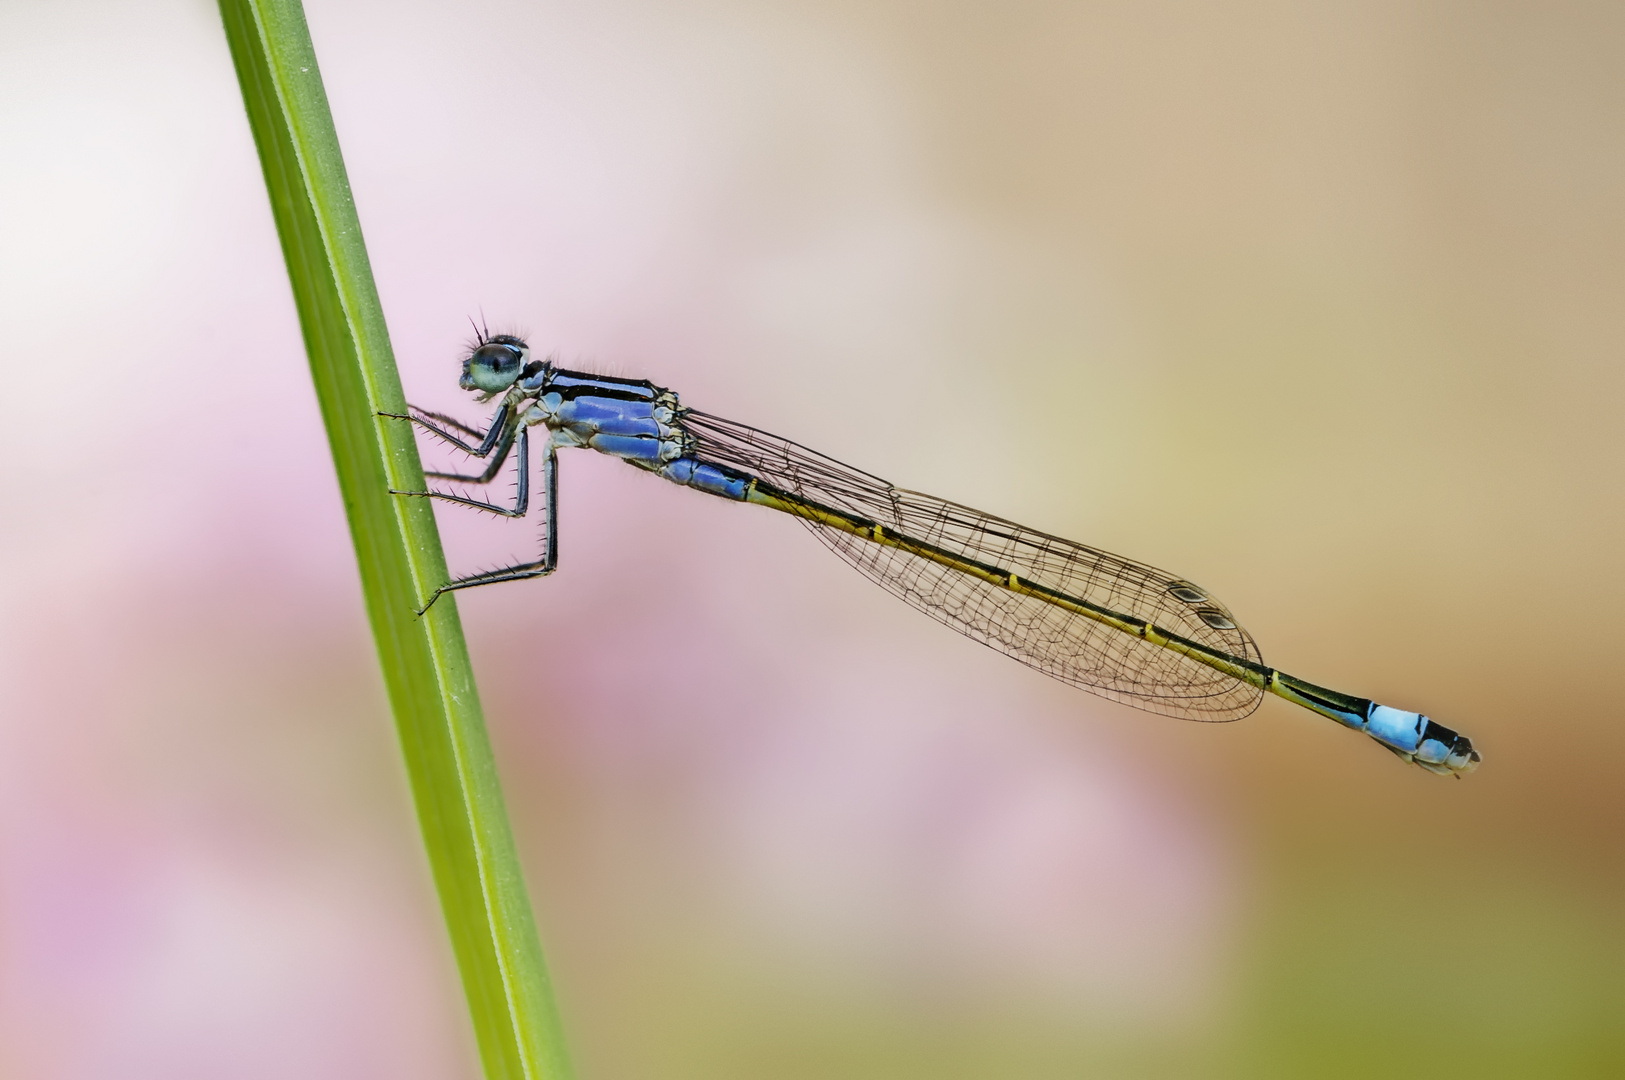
[[517, 364, 758, 501]]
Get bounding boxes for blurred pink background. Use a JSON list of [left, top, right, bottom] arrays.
[[2, 1, 1622, 1076]]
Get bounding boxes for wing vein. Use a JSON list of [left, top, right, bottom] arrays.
[[680, 409, 1264, 720]]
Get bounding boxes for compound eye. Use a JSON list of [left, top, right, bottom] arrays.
[[477, 344, 521, 377], [463, 342, 525, 392]]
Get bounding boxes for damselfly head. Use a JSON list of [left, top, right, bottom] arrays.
[[460, 335, 530, 395]]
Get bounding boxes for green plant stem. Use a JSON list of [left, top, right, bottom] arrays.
[[216, 2, 570, 1076]]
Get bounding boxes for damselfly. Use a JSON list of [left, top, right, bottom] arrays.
[[385, 332, 1480, 777]]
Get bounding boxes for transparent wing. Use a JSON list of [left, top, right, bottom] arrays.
[[681, 409, 1264, 720]]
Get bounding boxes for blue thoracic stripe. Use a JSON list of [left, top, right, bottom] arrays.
[[549, 369, 661, 402], [580, 416, 663, 438], [559, 404, 664, 437], [587, 433, 666, 462], [555, 397, 661, 434]]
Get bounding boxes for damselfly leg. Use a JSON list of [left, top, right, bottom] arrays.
[[382, 408, 560, 610], [379, 404, 510, 458]]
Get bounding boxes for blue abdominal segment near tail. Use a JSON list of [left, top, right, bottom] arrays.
[[1266, 672, 1480, 775], [396, 339, 1481, 777], [662, 459, 755, 500]]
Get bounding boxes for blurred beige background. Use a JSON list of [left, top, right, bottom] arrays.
[[2, 1, 1621, 1077]]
